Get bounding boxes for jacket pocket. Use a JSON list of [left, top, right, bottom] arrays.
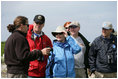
[[28, 60, 39, 71], [53, 63, 65, 76]]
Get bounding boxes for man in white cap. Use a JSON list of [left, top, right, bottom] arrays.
[[88, 22, 117, 78], [67, 21, 90, 78]]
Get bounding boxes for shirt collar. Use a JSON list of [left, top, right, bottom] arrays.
[[34, 31, 43, 40]]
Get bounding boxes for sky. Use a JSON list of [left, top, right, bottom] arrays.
[[1, 1, 117, 42]]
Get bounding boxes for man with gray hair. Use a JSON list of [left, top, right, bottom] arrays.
[[88, 22, 117, 78]]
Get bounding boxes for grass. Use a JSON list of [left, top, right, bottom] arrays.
[[1, 42, 5, 56]]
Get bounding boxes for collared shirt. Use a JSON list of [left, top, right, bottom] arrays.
[[33, 31, 43, 40]]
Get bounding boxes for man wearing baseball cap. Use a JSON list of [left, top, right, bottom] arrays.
[[26, 14, 52, 78], [66, 21, 90, 78], [88, 22, 117, 78]]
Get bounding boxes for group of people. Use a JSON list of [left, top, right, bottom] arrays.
[[4, 14, 117, 78]]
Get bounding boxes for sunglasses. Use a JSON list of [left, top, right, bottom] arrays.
[[65, 27, 69, 29], [69, 25, 78, 29], [54, 32, 64, 35], [25, 24, 29, 27]]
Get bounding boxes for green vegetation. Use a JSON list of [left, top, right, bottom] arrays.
[[1, 42, 5, 56]]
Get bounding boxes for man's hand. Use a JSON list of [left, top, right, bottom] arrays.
[[88, 70, 96, 78], [41, 48, 51, 55]]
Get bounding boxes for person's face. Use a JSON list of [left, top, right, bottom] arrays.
[[102, 28, 112, 37], [64, 22, 71, 32], [33, 22, 44, 34], [55, 32, 65, 42], [65, 27, 69, 32], [69, 26, 80, 35]]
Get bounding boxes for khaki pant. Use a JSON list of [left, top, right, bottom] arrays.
[[75, 68, 88, 78], [89, 71, 117, 78], [7, 73, 27, 78]]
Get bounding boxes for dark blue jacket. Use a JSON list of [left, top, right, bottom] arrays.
[[88, 34, 117, 73]]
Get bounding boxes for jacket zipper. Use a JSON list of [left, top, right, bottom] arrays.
[[34, 38, 36, 48], [64, 49, 68, 77]]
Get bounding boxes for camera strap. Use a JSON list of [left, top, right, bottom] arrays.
[[46, 51, 55, 77]]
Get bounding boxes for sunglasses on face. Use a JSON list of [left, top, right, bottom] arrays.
[[25, 24, 29, 27], [54, 32, 64, 35], [69, 25, 78, 29], [65, 27, 69, 29]]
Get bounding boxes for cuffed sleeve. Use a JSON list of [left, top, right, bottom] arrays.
[[14, 37, 42, 62]]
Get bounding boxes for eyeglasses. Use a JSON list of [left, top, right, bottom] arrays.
[[54, 32, 64, 35]]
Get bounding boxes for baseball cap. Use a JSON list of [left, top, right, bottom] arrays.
[[33, 15, 45, 24], [67, 21, 80, 28], [102, 22, 113, 30]]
